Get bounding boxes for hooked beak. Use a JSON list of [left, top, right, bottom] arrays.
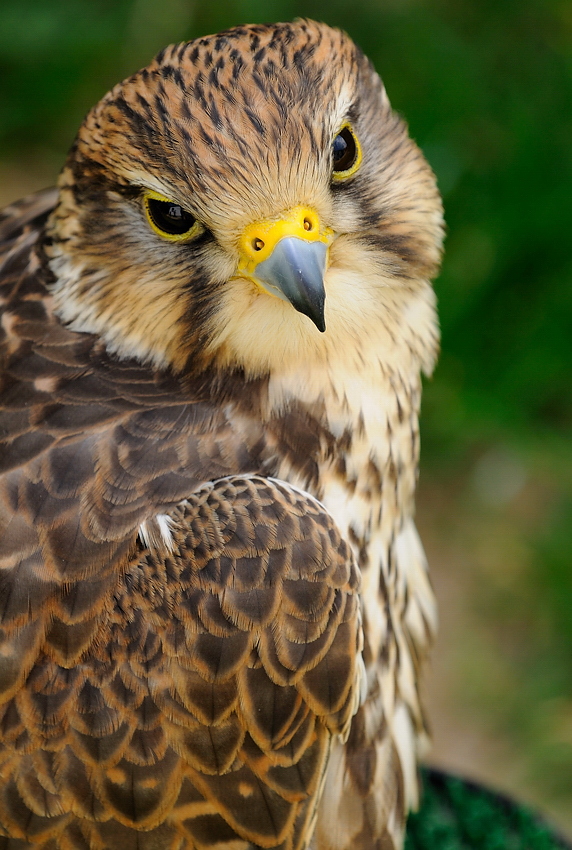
[[236, 205, 334, 332]]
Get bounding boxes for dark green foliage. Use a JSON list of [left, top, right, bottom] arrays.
[[406, 769, 572, 850]]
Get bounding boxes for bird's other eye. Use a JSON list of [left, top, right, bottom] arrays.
[[144, 192, 198, 241], [331, 124, 361, 180]]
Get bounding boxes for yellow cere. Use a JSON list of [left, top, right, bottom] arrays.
[[143, 190, 200, 242], [237, 205, 334, 276], [331, 124, 362, 182]]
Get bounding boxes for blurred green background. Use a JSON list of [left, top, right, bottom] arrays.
[[1, 0, 571, 836]]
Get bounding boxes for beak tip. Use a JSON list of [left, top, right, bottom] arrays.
[[300, 300, 325, 333], [254, 237, 328, 334]]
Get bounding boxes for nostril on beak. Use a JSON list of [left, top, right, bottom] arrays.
[[253, 238, 265, 251]]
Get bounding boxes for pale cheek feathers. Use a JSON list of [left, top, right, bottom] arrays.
[[49, 255, 192, 370]]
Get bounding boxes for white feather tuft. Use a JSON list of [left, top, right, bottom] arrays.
[[138, 514, 175, 552]]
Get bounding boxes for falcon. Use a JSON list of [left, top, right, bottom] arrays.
[[0, 20, 443, 850]]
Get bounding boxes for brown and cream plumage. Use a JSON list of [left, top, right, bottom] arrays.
[[0, 19, 443, 850]]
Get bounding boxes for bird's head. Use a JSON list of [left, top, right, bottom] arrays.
[[46, 20, 443, 378]]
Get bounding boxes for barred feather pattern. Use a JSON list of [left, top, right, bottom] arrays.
[[0, 473, 362, 850], [0, 18, 443, 850]]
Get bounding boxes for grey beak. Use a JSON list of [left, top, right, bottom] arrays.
[[253, 237, 328, 332]]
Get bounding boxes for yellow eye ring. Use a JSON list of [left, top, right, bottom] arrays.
[[144, 190, 200, 242], [331, 123, 362, 181]]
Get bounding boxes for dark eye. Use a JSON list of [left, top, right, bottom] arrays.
[[145, 194, 197, 240], [332, 125, 361, 178]]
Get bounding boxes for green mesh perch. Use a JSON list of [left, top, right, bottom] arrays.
[[406, 768, 572, 850]]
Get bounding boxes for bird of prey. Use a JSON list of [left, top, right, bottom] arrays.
[[0, 19, 443, 850]]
